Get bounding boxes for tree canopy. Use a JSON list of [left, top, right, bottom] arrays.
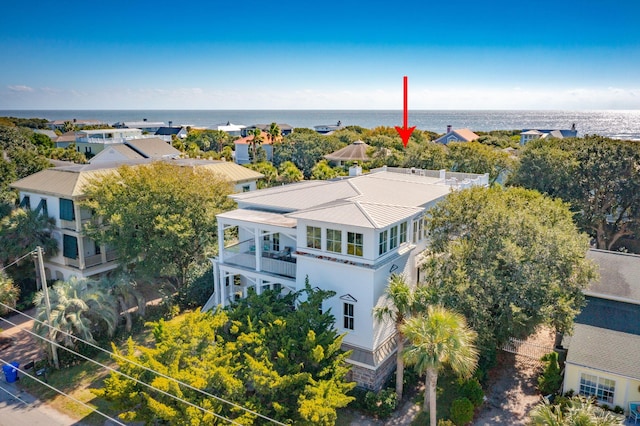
[[95, 283, 355, 425], [509, 136, 640, 251], [83, 162, 235, 288], [422, 186, 596, 355]]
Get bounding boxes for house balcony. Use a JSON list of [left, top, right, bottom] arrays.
[[222, 239, 296, 279], [63, 249, 118, 270], [60, 216, 94, 231]]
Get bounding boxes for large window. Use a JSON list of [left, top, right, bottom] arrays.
[[347, 232, 363, 257], [579, 373, 615, 404], [399, 222, 407, 244], [343, 303, 354, 330], [326, 229, 342, 253], [389, 226, 398, 250], [59, 198, 75, 221], [306, 226, 321, 249], [63, 234, 78, 259], [378, 230, 388, 255]]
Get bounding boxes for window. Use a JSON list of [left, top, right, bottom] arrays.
[[399, 222, 407, 244], [272, 233, 280, 252], [579, 373, 615, 404], [306, 226, 321, 249], [347, 232, 363, 257], [412, 221, 419, 243], [378, 230, 388, 255], [389, 226, 398, 250], [59, 198, 75, 221], [63, 235, 78, 259], [343, 303, 354, 330], [242, 185, 250, 192], [19, 196, 30, 209], [326, 229, 342, 253]]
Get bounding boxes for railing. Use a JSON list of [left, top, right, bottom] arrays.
[[64, 257, 79, 268], [84, 254, 103, 268], [106, 250, 118, 262], [223, 239, 296, 279]]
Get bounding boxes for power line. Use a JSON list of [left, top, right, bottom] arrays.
[[0, 313, 243, 426], [0, 303, 287, 425], [0, 250, 36, 273], [0, 382, 32, 406], [0, 357, 126, 426]]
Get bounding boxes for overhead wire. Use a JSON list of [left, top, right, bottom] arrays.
[[0, 250, 37, 273], [0, 357, 127, 425], [0, 302, 287, 425]]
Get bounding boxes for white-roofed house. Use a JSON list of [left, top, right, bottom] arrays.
[[561, 249, 640, 413], [206, 167, 489, 389]]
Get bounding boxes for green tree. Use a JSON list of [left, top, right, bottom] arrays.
[[538, 351, 563, 395], [248, 128, 264, 164], [83, 162, 235, 289], [373, 274, 427, 400], [529, 396, 625, 425], [0, 271, 20, 315], [96, 283, 355, 425], [509, 136, 640, 251], [99, 274, 146, 333], [278, 160, 304, 183], [268, 122, 281, 143], [48, 146, 88, 163], [33, 277, 118, 349], [447, 141, 513, 184], [274, 132, 345, 178], [423, 186, 597, 355], [311, 159, 339, 180], [401, 305, 479, 426], [246, 161, 278, 188], [402, 142, 450, 170]]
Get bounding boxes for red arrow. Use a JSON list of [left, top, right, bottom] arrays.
[[394, 75, 416, 148]]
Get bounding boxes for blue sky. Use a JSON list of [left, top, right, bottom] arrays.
[[2, 0, 640, 110]]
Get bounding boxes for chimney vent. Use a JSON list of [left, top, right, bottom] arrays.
[[446, 125, 452, 133]]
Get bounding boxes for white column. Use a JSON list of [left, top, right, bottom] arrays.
[[254, 229, 262, 272], [218, 224, 226, 263]]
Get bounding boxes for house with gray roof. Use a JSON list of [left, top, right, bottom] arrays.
[[89, 138, 182, 164], [205, 166, 489, 390], [520, 124, 577, 145], [562, 249, 640, 412]]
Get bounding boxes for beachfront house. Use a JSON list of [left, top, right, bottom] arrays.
[[233, 134, 273, 164], [520, 125, 577, 145], [10, 159, 263, 283], [562, 249, 640, 412], [205, 166, 489, 389], [74, 128, 151, 157], [88, 138, 182, 164], [433, 125, 480, 144], [241, 123, 294, 137]]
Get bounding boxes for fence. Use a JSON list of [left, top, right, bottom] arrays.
[[501, 337, 554, 363]]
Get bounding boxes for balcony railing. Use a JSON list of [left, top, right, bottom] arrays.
[[223, 239, 296, 279]]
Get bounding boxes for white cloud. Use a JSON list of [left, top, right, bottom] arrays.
[[8, 85, 34, 92]]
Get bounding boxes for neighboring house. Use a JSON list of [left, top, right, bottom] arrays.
[[212, 122, 246, 136], [54, 131, 79, 149], [562, 249, 640, 411], [314, 121, 344, 134], [47, 119, 107, 131], [113, 120, 166, 134], [234, 134, 273, 164], [89, 138, 181, 164], [155, 126, 188, 142], [205, 166, 489, 389], [10, 159, 263, 282], [241, 123, 294, 137], [433, 125, 480, 144], [520, 124, 577, 145], [74, 128, 156, 157]]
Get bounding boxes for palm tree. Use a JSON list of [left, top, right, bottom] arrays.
[[373, 274, 416, 400], [529, 396, 625, 425], [33, 277, 117, 350], [99, 274, 146, 333], [401, 305, 479, 426], [249, 128, 264, 164]]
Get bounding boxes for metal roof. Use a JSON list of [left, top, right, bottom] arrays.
[[217, 209, 297, 228]]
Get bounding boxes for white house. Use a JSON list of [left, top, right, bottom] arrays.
[[74, 128, 153, 157], [205, 167, 489, 389], [10, 159, 263, 282], [562, 249, 640, 412], [520, 125, 577, 145], [233, 134, 273, 164]]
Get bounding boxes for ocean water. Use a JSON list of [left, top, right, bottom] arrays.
[[2, 109, 640, 140]]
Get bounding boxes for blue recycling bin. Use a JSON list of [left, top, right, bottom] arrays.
[[2, 361, 19, 383]]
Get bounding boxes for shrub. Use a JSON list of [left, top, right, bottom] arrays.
[[460, 378, 484, 407], [364, 388, 398, 419], [613, 405, 624, 414], [538, 352, 562, 395], [437, 420, 455, 426], [450, 397, 474, 426]]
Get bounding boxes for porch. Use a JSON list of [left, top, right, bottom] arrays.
[[223, 239, 296, 279]]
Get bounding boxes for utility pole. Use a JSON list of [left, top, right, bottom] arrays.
[[35, 246, 59, 369]]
